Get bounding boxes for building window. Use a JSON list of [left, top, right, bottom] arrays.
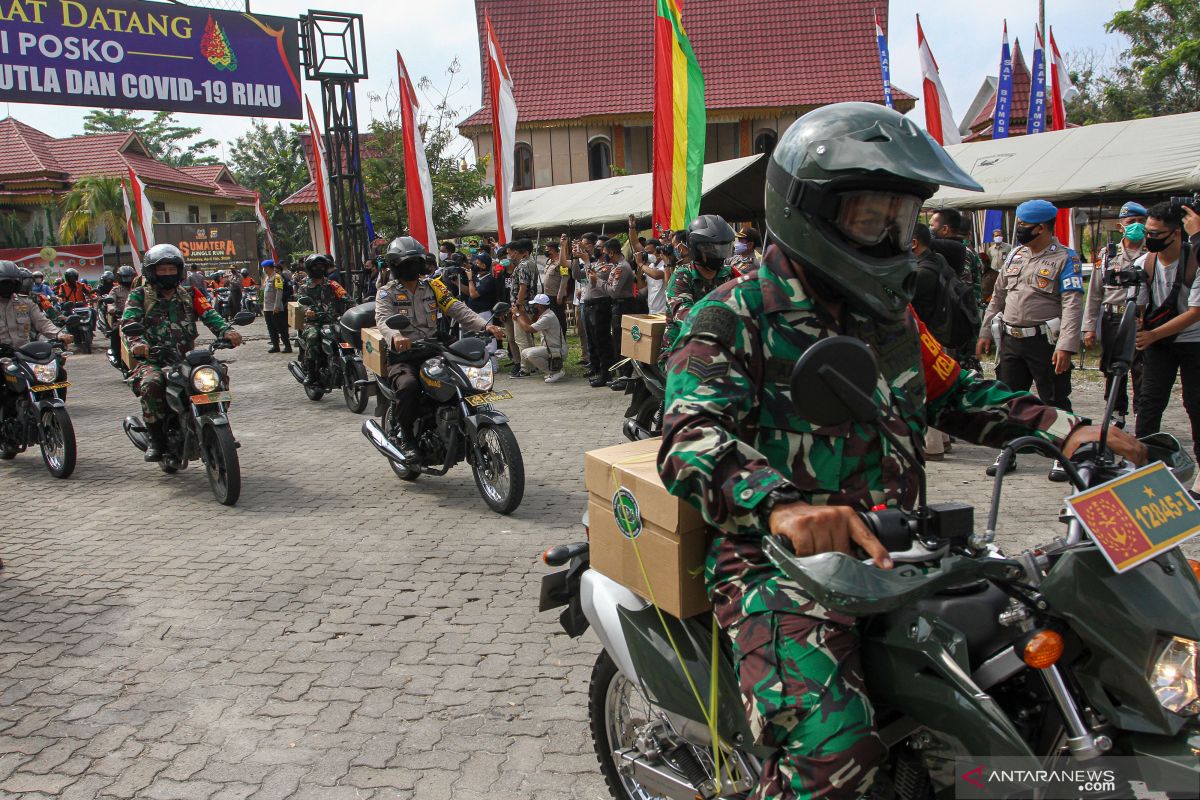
[[514, 143, 534, 191], [588, 138, 612, 181], [187, 205, 201, 224], [754, 129, 778, 157], [210, 209, 224, 223], [152, 201, 168, 224]]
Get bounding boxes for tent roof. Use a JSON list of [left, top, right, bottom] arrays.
[[930, 111, 1200, 210], [453, 155, 766, 236]]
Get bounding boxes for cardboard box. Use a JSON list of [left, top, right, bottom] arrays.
[[584, 439, 711, 618], [120, 334, 132, 369], [287, 301, 305, 333], [361, 327, 389, 375], [620, 314, 667, 364]]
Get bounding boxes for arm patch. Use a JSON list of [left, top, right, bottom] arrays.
[[687, 304, 738, 348]]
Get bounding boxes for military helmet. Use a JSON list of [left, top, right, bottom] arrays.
[[142, 244, 187, 288], [303, 253, 333, 279], [765, 102, 982, 320], [0, 260, 22, 296], [99, 270, 115, 287], [116, 265, 136, 286], [685, 214, 736, 269]]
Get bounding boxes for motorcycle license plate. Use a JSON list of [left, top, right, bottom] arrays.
[[466, 390, 514, 406], [31, 382, 70, 392], [190, 390, 232, 405]]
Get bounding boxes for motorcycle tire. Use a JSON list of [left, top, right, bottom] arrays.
[[343, 362, 370, 414], [381, 405, 419, 481], [1, 443, 17, 460], [201, 424, 241, 506], [471, 423, 524, 515], [159, 462, 178, 474], [304, 382, 326, 401], [39, 407, 76, 479], [633, 398, 664, 437], [589, 651, 676, 800]]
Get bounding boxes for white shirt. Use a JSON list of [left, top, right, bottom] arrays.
[[1136, 250, 1200, 343]]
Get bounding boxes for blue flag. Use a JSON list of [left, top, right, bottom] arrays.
[[875, 11, 894, 109], [1026, 26, 1047, 135], [985, 22, 1015, 239]]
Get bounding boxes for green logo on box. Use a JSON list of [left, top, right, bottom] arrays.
[[612, 487, 642, 539], [630, 324, 642, 342]]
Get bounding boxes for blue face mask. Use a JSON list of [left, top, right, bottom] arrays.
[[734, 241, 749, 255], [1123, 222, 1146, 243]]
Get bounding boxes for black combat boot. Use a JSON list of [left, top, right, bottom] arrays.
[[396, 427, 419, 463], [144, 420, 165, 463]]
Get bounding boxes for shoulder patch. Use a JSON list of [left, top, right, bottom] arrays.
[[687, 304, 738, 348]]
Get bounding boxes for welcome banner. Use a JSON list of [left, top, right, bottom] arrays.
[[0, 0, 302, 118]]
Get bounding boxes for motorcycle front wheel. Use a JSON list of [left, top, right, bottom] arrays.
[[471, 423, 524, 514], [343, 361, 370, 414], [201, 424, 241, 506], [39, 407, 76, 479], [634, 398, 664, 437]]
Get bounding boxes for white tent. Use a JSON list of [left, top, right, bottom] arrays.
[[929, 111, 1200, 210], [453, 154, 766, 236]]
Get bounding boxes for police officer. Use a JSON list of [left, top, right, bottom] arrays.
[[296, 254, 347, 383], [120, 245, 241, 462], [659, 214, 737, 366], [977, 199, 1084, 479], [657, 104, 1146, 800], [1082, 207, 1148, 428], [374, 237, 504, 460], [0, 261, 71, 351]]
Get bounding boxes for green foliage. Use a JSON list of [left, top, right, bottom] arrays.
[[83, 109, 219, 167], [362, 59, 492, 240], [226, 121, 311, 262], [0, 213, 29, 248], [58, 176, 127, 248]]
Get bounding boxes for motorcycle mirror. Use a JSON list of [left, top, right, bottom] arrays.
[[492, 302, 511, 317], [231, 311, 256, 326], [297, 296, 313, 307], [122, 322, 145, 337], [789, 337, 881, 426], [384, 314, 412, 331]]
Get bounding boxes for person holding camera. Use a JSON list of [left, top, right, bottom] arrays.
[[600, 238, 637, 390], [512, 294, 566, 383], [1134, 201, 1200, 478], [1082, 206, 1148, 428], [542, 237, 570, 335]]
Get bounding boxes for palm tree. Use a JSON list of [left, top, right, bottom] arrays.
[[58, 176, 128, 265]]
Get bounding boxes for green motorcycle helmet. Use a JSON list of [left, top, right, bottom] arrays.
[[765, 102, 983, 320]]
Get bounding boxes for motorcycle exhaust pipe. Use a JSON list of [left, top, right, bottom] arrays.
[[287, 361, 308, 386], [123, 416, 148, 452], [361, 418, 409, 465], [622, 418, 656, 442]]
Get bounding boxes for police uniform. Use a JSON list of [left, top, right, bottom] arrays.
[[981, 201, 1083, 411], [0, 295, 61, 350], [1083, 240, 1145, 417]]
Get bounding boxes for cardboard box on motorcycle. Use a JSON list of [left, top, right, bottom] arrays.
[[584, 438, 711, 618], [620, 314, 666, 365], [361, 327, 389, 376], [287, 301, 305, 333]]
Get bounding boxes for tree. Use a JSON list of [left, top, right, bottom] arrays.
[[362, 59, 492, 240], [57, 176, 128, 259], [83, 109, 220, 167], [226, 121, 311, 261]]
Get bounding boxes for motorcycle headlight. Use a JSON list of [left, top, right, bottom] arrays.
[[466, 365, 494, 391], [31, 362, 57, 383], [192, 366, 221, 393], [1149, 637, 1199, 715]]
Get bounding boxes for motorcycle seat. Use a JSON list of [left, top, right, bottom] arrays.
[[340, 302, 376, 333], [913, 582, 1022, 668], [17, 342, 53, 362], [447, 338, 488, 366]]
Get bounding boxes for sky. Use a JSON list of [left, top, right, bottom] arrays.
[[2, 0, 1132, 163]]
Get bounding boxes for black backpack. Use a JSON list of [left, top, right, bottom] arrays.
[[916, 253, 980, 349]]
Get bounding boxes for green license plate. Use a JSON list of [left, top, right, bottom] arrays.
[[466, 390, 514, 407], [191, 390, 232, 405]]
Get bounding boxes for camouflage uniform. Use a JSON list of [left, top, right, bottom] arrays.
[[120, 285, 229, 423], [658, 246, 1081, 800], [32, 292, 63, 325], [297, 278, 348, 373], [659, 262, 735, 366]]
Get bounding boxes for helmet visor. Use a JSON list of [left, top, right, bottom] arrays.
[[833, 191, 923, 252], [692, 241, 733, 267]]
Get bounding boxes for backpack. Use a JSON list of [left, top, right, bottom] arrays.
[[915, 252, 980, 349]]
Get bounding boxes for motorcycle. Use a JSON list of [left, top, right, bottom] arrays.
[[540, 304, 1200, 799], [287, 297, 372, 413], [212, 287, 232, 321], [621, 359, 666, 441], [0, 326, 78, 479], [361, 303, 526, 514], [99, 296, 130, 379], [120, 311, 255, 506], [59, 301, 94, 354], [243, 293, 261, 318]]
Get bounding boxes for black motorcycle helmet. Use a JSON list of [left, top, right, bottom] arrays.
[[304, 253, 333, 280], [15, 267, 34, 296], [31, 271, 44, 283], [116, 265, 136, 286], [240, 267, 250, 277], [142, 244, 187, 290], [765, 102, 982, 321], [64, 267, 79, 284], [99, 270, 115, 291], [385, 236, 428, 282], [685, 214, 736, 270], [0, 260, 23, 299]]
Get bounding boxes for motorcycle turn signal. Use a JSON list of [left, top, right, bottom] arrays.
[[1018, 629, 1065, 669]]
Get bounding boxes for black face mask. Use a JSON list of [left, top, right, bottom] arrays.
[[66, 275, 77, 284], [390, 262, 422, 282], [155, 274, 180, 291], [1014, 224, 1041, 245], [119, 278, 133, 287], [307, 268, 326, 280], [1145, 233, 1174, 253], [0, 282, 17, 299]]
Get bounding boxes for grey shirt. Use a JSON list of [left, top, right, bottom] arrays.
[[572, 257, 601, 303], [602, 259, 634, 300], [262, 270, 292, 313], [1136, 249, 1200, 343], [1083, 243, 1145, 332], [531, 308, 566, 356]]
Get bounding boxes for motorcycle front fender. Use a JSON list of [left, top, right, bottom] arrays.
[[1116, 729, 1200, 795], [35, 397, 65, 411], [463, 407, 509, 433]]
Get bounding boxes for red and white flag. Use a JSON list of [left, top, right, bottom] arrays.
[[254, 191, 278, 264], [485, 13, 517, 243], [305, 97, 336, 258], [1049, 27, 1079, 246], [120, 180, 142, 272], [127, 167, 155, 250], [396, 51, 438, 252], [917, 16, 961, 146]]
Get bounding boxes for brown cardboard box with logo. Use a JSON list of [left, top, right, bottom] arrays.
[[120, 334, 132, 369], [287, 301, 305, 333], [584, 438, 711, 618], [620, 314, 667, 365], [361, 327, 389, 376]]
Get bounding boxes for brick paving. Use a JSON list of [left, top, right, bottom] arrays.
[[1, 319, 1195, 799]]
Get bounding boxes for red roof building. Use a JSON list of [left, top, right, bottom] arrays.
[[958, 39, 1076, 141], [459, 0, 914, 189]]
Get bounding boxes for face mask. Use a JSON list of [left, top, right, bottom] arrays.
[[0, 282, 16, 299], [734, 241, 749, 255], [1145, 232, 1174, 253], [391, 262, 422, 282], [646, 254, 656, 265], [1123, 223, 1146, 243], [155, 273, 180, 291], [66, 275, 77, 284], [992, 235, 1003, 243], [1014, 224, 1040, 245]]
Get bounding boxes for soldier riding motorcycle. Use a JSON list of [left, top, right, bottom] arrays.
[[290, 253, 349, 401], [119, 245, 253, 506], [0, 260, 77, 478], [359, 237, 525, 514], [102, 265, 136, 378]]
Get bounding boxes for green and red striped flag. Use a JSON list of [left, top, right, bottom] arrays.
[[652, 0, 705, 235]]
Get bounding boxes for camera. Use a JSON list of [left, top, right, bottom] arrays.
[[1169, 194, 1199, 213], [1104, 267, 1148, 288]]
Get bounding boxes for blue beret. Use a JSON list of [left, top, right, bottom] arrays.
[[260, 259, 275, 267], [1119, 202, 1148, 218], [1016, 199, 1058, 224]]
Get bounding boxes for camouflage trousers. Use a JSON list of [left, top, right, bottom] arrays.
[[129, 363, 167, 424], [709, 535, 886, 800], [300, 324, 322, 370]]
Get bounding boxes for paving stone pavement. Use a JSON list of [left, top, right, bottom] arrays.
[[1, 319, 1195, 799]]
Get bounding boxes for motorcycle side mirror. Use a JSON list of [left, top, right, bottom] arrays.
[[384, 314, 412, 331], [492, 302, 511, 317], [789, 336, 881, 426], [231, 311, 256, 326], [122, 322, 145, 337], [297, 296, 313, 307]]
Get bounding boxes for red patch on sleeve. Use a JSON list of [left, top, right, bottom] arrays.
[[916, 314, 962, 401], [193, 288, 213, 315], [332, 281, 347, 299]]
